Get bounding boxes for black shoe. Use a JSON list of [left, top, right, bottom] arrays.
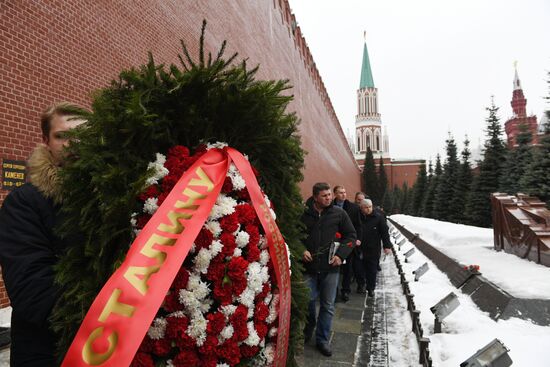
[[367, 289, 374, 297], [356, 285, 366, 294], [341, 292, 350, 302], [316, 343, 333, 357], [377, 264, 382, 271], [304, 327, 313, 344]]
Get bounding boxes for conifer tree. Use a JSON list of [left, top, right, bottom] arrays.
[[520, 74, 550, 204], [363, 147, 379, 204], [391, 185, 402, 213], [421, 154, 442, 218], [465, 100, 506, 227], [383, 188, 393, 213], [410, 163, 427, 216], [500, 124, 532, 195], [401, 182, 410, 214], [434, 134, 460, 221], [449, 137, 473, 223], [378, 156, 388, 206]]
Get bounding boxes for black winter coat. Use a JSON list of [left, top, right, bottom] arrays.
[[0, 183, 65, 367], [301, 201, 356, 274], [334, 200, 362, 240], [359, 211, 392, 259]]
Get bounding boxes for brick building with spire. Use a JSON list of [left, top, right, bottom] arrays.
[[351, 38, 424, 189], [504, 65, 541, 148]]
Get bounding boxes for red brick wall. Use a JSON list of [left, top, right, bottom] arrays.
[[0, 1, 360, 308]]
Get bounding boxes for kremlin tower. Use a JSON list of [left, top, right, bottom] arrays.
[[354, 36, 389, 165], [504, 64, 539, 148], [352, 35, 423, 189]]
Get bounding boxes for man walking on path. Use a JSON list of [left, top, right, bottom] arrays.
[[332, 185, 362, 301], [301, 182, 356, 357], [357, 199, 392, 297], [0, 102, 85, 366]]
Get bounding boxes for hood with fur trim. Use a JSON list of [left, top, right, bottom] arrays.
[[27, 144, 62, 205]]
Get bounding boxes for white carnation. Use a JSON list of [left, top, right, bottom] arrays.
[[259, 249, 270, 265], [263, 344, 275, 364], [216, 364, 230, 367], [205, 221, 222, 237], [145, 153, 169, 186], [193, 248, 213, 274], [247, 262, 269, 293], [266, 294, 279, 324], [210, 240, 223, 257], [221, 304, 237, 317], [233, 248, 242, 258], [238, 287, 255, 308], [208, 194, 237, 221], [268, 327, 278, 338], [143, 197, 159, 215], [244, 321, 260, 346], [270, 208, 277, 221], [235, 231, 250, 248], [146, 317, 167, 340], [187, 312, 207, 346], [206, 141, 229, 150], [219, 324, 234, 342], [230, 173, 246, 191]]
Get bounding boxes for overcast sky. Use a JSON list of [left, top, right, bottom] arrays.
[[287, 0, 550, 162]]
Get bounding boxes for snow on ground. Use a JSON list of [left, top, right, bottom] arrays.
[[391, 214, 550, 299], [0, 307, 9, 328], [388, 215, 550, 366]]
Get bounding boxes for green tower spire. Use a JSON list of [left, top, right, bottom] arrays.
[[359, 41, 375, 88]]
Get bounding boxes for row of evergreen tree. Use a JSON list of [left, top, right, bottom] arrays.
[[363, 76, 550, 228]]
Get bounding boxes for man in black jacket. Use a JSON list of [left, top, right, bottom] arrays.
[[0, 102, 85, 366], [332, 185, 362, 301], [357, 199, 392, 297], [302, 182, 356, 357]]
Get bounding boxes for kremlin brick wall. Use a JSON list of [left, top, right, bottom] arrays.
[[0, 1, 361, 308]]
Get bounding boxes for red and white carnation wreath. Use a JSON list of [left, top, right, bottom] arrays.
[[129, 143, 288, 367]]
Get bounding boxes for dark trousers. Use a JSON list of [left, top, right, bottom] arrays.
[[356, 256, 379, 291], [341, 250, 364, 294]]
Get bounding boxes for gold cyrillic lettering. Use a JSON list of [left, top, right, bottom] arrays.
[[174, 187, 206, 210], [98, 289, 135, 323], [157, 210, 192, 234], [188, 167, 214, 192], [123, 265, 160, 296], [140, 233, 176, 264], [82, 327, 118, 365]]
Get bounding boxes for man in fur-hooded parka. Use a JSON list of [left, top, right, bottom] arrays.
[[0, 103, 84, 367]]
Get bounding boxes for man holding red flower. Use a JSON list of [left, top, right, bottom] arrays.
[[301, 182, 356, 357]]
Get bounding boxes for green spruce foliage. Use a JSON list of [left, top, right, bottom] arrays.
[[500, 124, 533, 195], [520, 73, 550, 205], [465, 101, 506, 227], [400, 182, 410, 214], [51, 21, 308, 365], [434, 134, 460, 221], [449, 137, 473, 223], [410, 163, 427, 216], [362, 147, 379, 204], [421, 154, 442, 218]]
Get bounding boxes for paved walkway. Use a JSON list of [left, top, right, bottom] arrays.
[[297, 254, 405, 367]]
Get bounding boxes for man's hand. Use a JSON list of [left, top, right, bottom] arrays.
[[303, 250, 313, 262], [329, 255, 342, 266], [355, 239, 361, 247], [383, 248, 392, 255]]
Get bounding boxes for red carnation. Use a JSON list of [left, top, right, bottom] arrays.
[[220, 213, 240, 233], [168, 145, 190, 158], [246, 224, 260, 247], [335, 232, 342, 239], [220, 232, 237, 258], [138, 185, 160, 202], [136, 214, 152, 229], [235, 204, 256, 225], [173, 349, 200, 367], [246, 244, 261, 262], [137, 336, 154, 353], [217, 339, 241, 366], [206, 312, 226, 335], [164, 155, 185, 177], [165, 315, 189, 339], [130, 352, 155, 367], [157, 191, 169, 206], [236, 188, 251, 201], [255, 321, 269, 339], [213, 279, 233, 305], [240, 345, 260, 358], [162, 290, 181, 312], [205, 255, 226, 282], [198, 334, 219, 355], [172, 268, 190, 290], [195, 227, 214, 251], [222, 176, 234, 193], [161, 173, 179, 192], [254, 302, 269, 323], [255, 282, 271, 302], [151, 338, 171, 357]]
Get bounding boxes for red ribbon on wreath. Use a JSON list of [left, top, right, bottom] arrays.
[[61, 147, 291, 367]]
